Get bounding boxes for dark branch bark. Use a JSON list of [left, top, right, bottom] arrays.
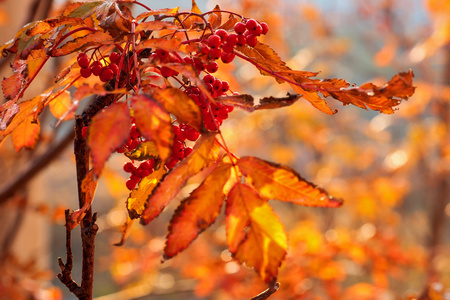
[[251, 282, 280, 300]]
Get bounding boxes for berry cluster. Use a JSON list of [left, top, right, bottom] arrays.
[[123, 159, 156, 190], [77, 51, 121, 82]]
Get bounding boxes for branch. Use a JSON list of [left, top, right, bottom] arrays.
[[250, 282, 280, 300]]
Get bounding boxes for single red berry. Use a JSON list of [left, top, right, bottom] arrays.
[[207, 34, 222, 49], [185, 127, 200, 141], [226, 33, 238, 46], [209, 48, 222, 60], [145, 158, 156, 169], [100, 68, 114, 82], [78, 55, 90, 69], [90, 61, 103, 76], [246, 34, 258, 47], [130, 125, 140, 140], [251, 24, 263, 36], [200, 44, 210, 55], [225, 105, 234, 112], [128, 139, 140, 150], [166, 157, 179, 169], [123, 162, 136, 173], [221, 81, 230, 93], [172, 140, 185, 159], [221, 52, 235, 64], [109, 63, 119, 76], [221, 42, 234, 54], [215, 29, 228, 41], [260, 22, 269, 35], [237, 35, 247, 47], [155, 49, 169, 60], [80, 67, 92, 78], [203, 74, 215, 85], [204, 113, 219, 131], [245, 19, 258, 31], [213, 79, 222, 91], [110, 52, 120, 63], [234, 22, 246, 34], [126, 178, 137, 190], [184, 147, 193, 157], [218, 106, 229, 119], [184, 57, 193, 64], [206, 61, 219, 73]]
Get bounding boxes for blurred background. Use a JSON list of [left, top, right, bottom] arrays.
[[0, 0, 449, 299]]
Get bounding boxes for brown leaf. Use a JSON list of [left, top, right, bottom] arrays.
[[215, 93, 301, 112], [237, 156, 343, 207], [219, 14, 238, 31], [140, 133, 218, 225], [255, 93, 301, 110], [226, 183, 287, 284], [131, 94, 173, 162], [88, 102, 131, 176], [125, 141, 160, 161], [164, 163, 231, 260]]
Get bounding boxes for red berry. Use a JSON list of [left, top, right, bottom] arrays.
[[123, 162, 136, 173], [109, 63, 119, 76], [221, 81, 230, 93], [185, 127, 200, 141], [172, 140, 185, 159], [174, 125, 186, 141], [225, 105, 234, 112], [209, 48, 222, 60], [204, 113, 219, 131], [213, 78, 222, 90], [80, 67, 92, 78], [221, 42, 234, 54], [184, 147, 193, 157], [251, 24, 263, 36], [91, 61, 103, 76], [207, 34, 222, 49], [234, 22, 246, 34], [246, 34, 258, 47], [237, 35, 247, 47], [184, 57, 193, 64], [260, 22, 269, 35], [130, 125, 140, 140], [246, 19, 258, 31], [166, 157, 179, 169], [77, 54, 90, 68], [203, 74, 215, 85], [110, 52, 120, 63], [155, 49, 169, 60], [206, 61, 219, 73], [81, 126, 88, 138], [215, 29, 228, 41], [221, 52, 235, 64], [100, 68, 114, 82], [126, 179, 137, 190], [226, 33, 238, 46]]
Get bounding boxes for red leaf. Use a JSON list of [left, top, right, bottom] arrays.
[[131, 94, 173, 162], [237, 156, 343, 207], [226, 183, 288, 284], [2, 74, 24, 100], [164, 163, 231, 260], [140, 133, 218, 225], [51, 30, 114, 57], [88, 102, 131, 176]]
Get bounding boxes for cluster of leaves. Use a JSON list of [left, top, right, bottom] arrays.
[[0, 0, 415, 289]]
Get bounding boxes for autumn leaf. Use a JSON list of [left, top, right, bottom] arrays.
[[215, 93, 301, 112], [140, 133, 218, 225], [226, 183, 288, 284], [26, 16, 83, 36], [2, 74, 24, 100], [10, 115, 40, 151], [88, 102, 131, 176], [125, 141, 160, 161], [164, 163, 231, 260], [152, 87, 202, 131], [135, 20, 178, 33], [135, 8, 180, 22], [131, 94, 173, 162], [49, 90, 74, 120], [51, 30, 114, 57], [219, 14, 238, 31], [237, 156, 343, 207], [136, 37, 181, 53], [127, 167, 166, 219], [71, 169, 98, 228], [207, 5, 222, 29], [0, 102, 20, 131]]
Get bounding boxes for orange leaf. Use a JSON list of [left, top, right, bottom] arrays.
[[237, 156, 343, 207], [51, 30, 114, 57], [219, 14, 238, 31], [136, 37, 181, 53], [0, 102, 20, 131], [127, 167, 166, 219], [152, 87, 202, 131], [26, 16, 83, 36], [88, 102, 131, 176], [135, 8, 180, 21], [131, 94, 173, 162], [164, 163, 231, 260], [207, 5, 222, 29], [140, 133, 218, 225], [2, 73, 24, 100], [290, 83, 337, 115], [124, 141, 160, 161], [226, 183, 287, 284], [135, 20, 178, 33], [71, 169, 98, 228], [49, 90, 74, 120], [10, 115, 40, 151]]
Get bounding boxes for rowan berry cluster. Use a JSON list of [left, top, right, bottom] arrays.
[[77, 51, 121, 82], [123, 159, 156, 190]]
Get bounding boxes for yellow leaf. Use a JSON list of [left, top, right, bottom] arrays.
[[226, 183, 287, 284], [125, 141, 160, 161], [11, 115, 40, 151], [49, 90, 74, 120]]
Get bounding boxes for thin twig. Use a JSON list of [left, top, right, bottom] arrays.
[[250, 282, 280, 300]]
